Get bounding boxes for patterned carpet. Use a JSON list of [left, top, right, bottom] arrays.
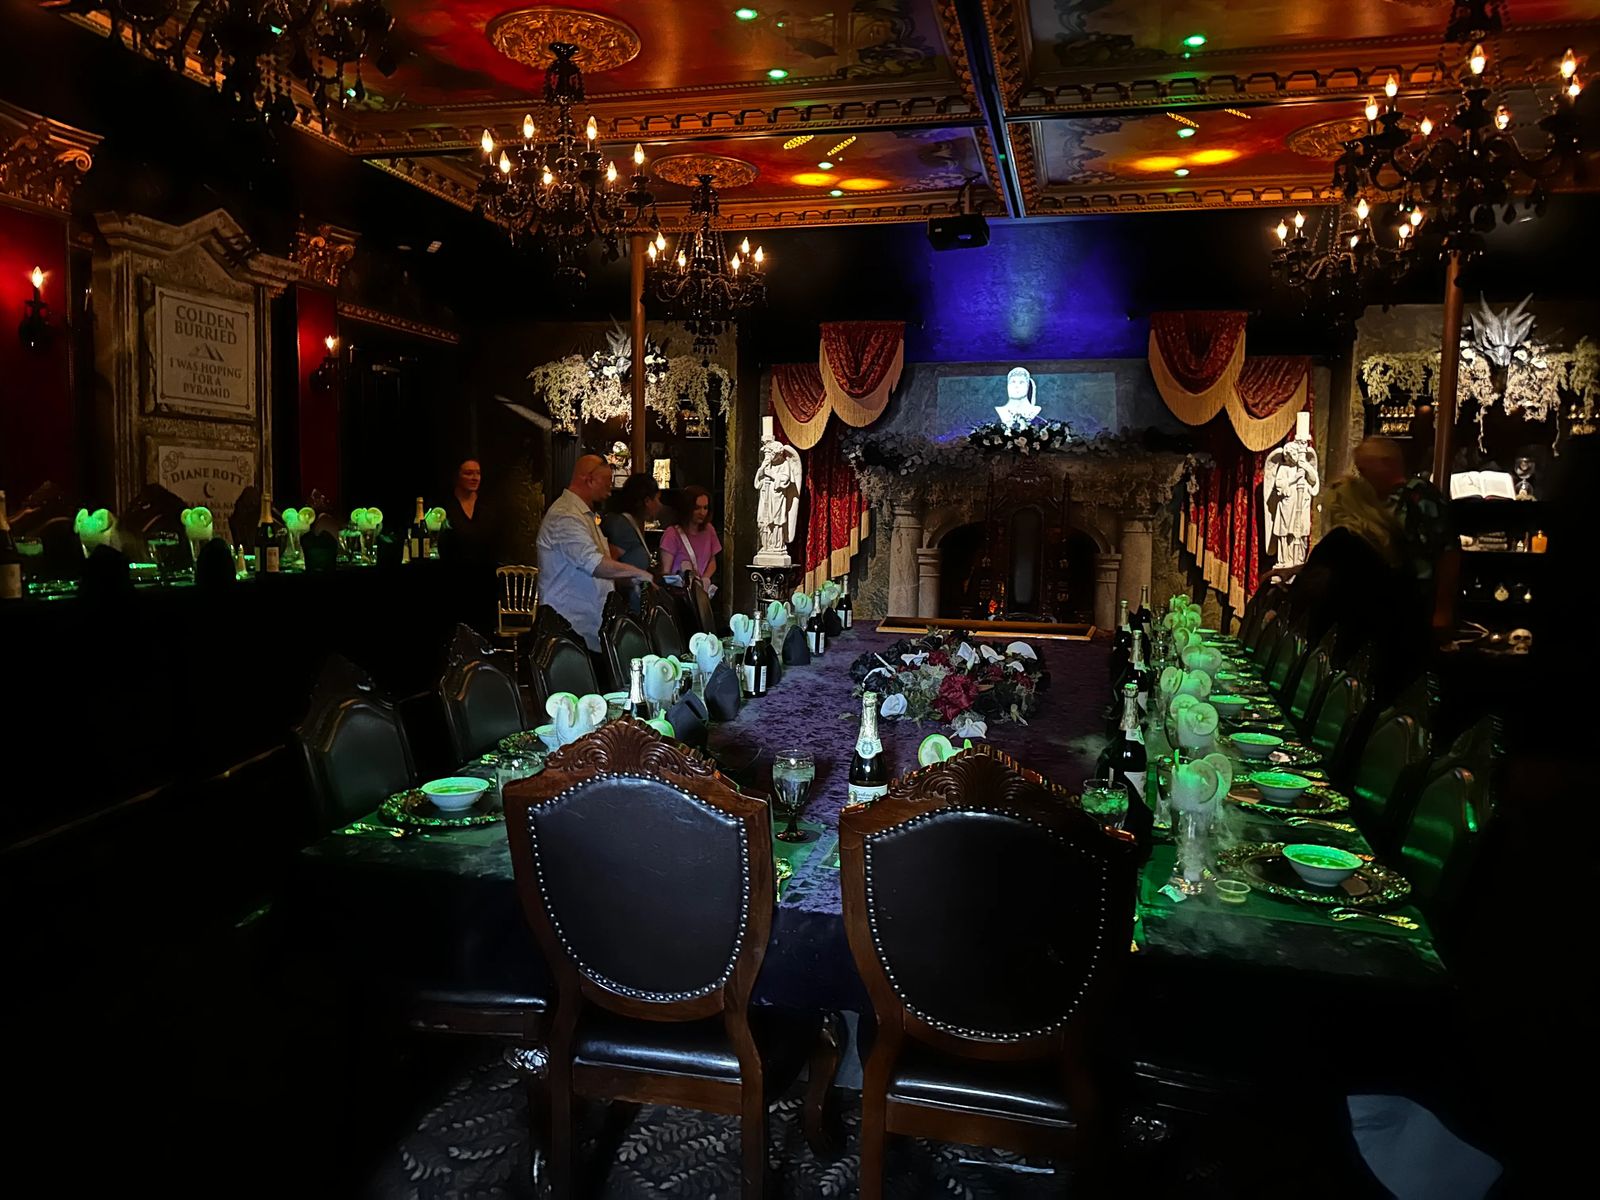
[[361, 1048, 1346, 1200]]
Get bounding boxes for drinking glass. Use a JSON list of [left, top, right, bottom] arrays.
[[771, 750, 816, 843], [1080, 776, 1129, 830]]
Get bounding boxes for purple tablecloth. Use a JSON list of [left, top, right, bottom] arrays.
[[711, 628, 1109, 917]]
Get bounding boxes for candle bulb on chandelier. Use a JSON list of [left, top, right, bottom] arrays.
[[324, 334, 338, 353], [1356, 197, 1370, 221], [647, 242, 657, 261], [30, 266, 43, 294], [1495, 104, 1511, 130], [606, 161, 618, 184], [1410, 207, 1424, 226], [1364, 96, 1380, 122], [677, 250, 687, 269], [1397, 222, 1411, 241], [1562, 48, 1578, 78], [1293, 211, 1305, 230], [730, 253, 741, 273], [499, 151, 512, 175], [1385, 74, 1399, 99], [1275, 219, 1289, 243], [481, 129, 495, 157], [753, 245, 764, 268], [739, 237, 751, 255], [541, 167, 553, 186], [1420, 115, 1434, 136], [523, 114, 536, 141], [585, 116, 597, 142], [655, 231, 666, 251], [1469, 43, 1486, 76], [634, 143, 645, 167], [1569, 78, 1583, 98]]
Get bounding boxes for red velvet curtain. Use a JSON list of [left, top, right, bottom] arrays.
[[1183, 358, 1313, 613], [783, 420, 869, 594], [818, 320, 905, 428], [1148, 311, 1249, 394]]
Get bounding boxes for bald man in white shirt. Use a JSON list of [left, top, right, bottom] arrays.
[[536, 455, 654, 651]]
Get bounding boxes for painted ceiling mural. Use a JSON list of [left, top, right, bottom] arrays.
[[42, 0, 1600, 224]]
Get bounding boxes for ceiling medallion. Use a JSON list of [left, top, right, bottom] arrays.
[[487, 7, 641, 74], [1287, 117, 1372, 160], [651, 155, 760, 190]]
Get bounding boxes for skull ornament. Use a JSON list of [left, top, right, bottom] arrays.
[[1508, 628, 1534, 654]]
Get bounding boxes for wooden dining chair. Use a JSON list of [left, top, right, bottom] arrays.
[[1399, 715, 1500, 921], [840, 744, 1138, 1200], [1348, 673, 1437, 851], [529, 634, 603, 715], [438, 623, 527, 762], [504, 720, 843, 1198], [496, 565, 541, 650], [601, 612, 653, 692]]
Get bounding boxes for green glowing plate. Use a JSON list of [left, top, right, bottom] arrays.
[[1227, 779, 1349, 817], [1218, 842, 1410, 910], [498, 730, 553, 757], [379, 786, 503, 829]]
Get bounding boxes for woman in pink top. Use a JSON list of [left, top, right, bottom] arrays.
[[660, 484, 721, 595]]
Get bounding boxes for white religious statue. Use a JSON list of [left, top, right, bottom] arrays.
[[1262, 410, 1320, 570], [995, 366, 1041, 431], [754, 416, 803, 567]]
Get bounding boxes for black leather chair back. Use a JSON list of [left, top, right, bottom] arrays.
[[1287, 628, 1337, 723], [867, 809, 1117, 1038], [505, 720, 774, 1017], [1350, 711, 1430, 835], [439, 623, 527, 761], [648, 604, 688, 660], [1309, 669, 1370, 777], [293, 656, 416, 830], [1265, 618, 1307, 697], [1400, 715, 1499, 917], [530, 635, 601, 714], [603, 614, 653, 692], [529, 774, 748, 999], [842, 746, 1135, 1052], [1250, 610, 1284, 669]]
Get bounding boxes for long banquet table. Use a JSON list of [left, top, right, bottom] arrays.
[[297, 625, 1448, 1038]]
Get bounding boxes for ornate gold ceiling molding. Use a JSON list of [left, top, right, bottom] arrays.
[[714, 191, 989, 229], [368, 157, 477, 211], [1006, 122, 1043, 214], [1032, 182, 1341, 216], [292, 222, 358, 289], [486, 7, 642, 75], [337, 302, 461, 345], [1014, 22, 1600, 115], [651, 155, 759, 189], [0, 101, 100, 215], [930, 0, 980, 108], [980, 0, 1032, 109], [1288, 116, 1374, 159], [973, 127, 1004, 205]]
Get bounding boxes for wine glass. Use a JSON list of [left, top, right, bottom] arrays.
[[771, 750, 816, 843], [1080, 776, 1129, 830]]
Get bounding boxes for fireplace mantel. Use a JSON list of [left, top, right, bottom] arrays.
[[875, 450, 1189, 629]]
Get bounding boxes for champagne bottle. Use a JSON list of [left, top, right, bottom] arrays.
[[627, 658, 651, 719], [409, 496, 429, 563], [1132, 583, 1153, 663], [0, 492, 21, 601], [1109, 597, 1133, 688], [837, 576, 853, 630], [741, 606, 770, 698], [807, 588, 827, 656], [1096, 681, 1152, 849], [257, 493, 279, 573], [1131, 621, 1154, 718], [847, 691, 890, 809]]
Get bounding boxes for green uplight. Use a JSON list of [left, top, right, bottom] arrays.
[[734, 7, 759, 19], [829, 188, 843, 197], [1175, 167, 1190, 177], [1183, 34, 1207, 48], [767, 67, 789, 80], [1177, 126, 1196, 138]]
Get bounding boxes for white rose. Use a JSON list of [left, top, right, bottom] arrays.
[[880, 694, 908, 717]]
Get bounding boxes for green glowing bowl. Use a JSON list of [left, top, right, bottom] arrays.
[[1210, 694, 1251, 716], [1252, 770, 1313, 804], [1229, 731, 1284, 760], [1282, 843, 1362, 889], [420, 776, 490, 812]]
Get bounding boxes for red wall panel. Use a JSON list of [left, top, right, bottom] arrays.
[[0, 203, 73, 498], [294, 285, 340, 506]]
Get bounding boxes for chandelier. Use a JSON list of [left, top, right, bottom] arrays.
[[41, 0, 394, 133], [1270, 198, 1425, 318], [645, 173, 767, 361], [1327, 1, 1587, 255], [475, 41, 656, 288]]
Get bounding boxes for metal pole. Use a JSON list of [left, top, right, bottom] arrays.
[[1432, 250, 1464, 483], [629, 231, 648, 470]]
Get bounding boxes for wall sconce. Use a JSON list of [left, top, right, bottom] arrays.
[[18, 267, 52, 353], [311, 334, 340, 392]]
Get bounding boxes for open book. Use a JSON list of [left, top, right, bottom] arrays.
[[1449, 471, 1516, 500]]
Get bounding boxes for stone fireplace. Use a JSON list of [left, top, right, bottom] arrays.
[[879, 451, 1188, 629]]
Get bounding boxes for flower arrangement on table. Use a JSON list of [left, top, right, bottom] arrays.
[[848, 629, 1047, 739]]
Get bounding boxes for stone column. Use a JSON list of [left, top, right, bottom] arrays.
[[887, 498, 924, 617], [1095, 554, 1122, 631], [1116, 514, 1155, 609], [916, 546, 941, 619]]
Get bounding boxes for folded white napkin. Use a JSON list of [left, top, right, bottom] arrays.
[[729, 612, 756, 647], [639, 655, 681, 705], [546, 692, 607, 744], [689, 632, 723, 678]]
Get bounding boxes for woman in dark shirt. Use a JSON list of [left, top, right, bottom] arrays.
[[601, 474, 661, 612], [439, 458, 498, 570]]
